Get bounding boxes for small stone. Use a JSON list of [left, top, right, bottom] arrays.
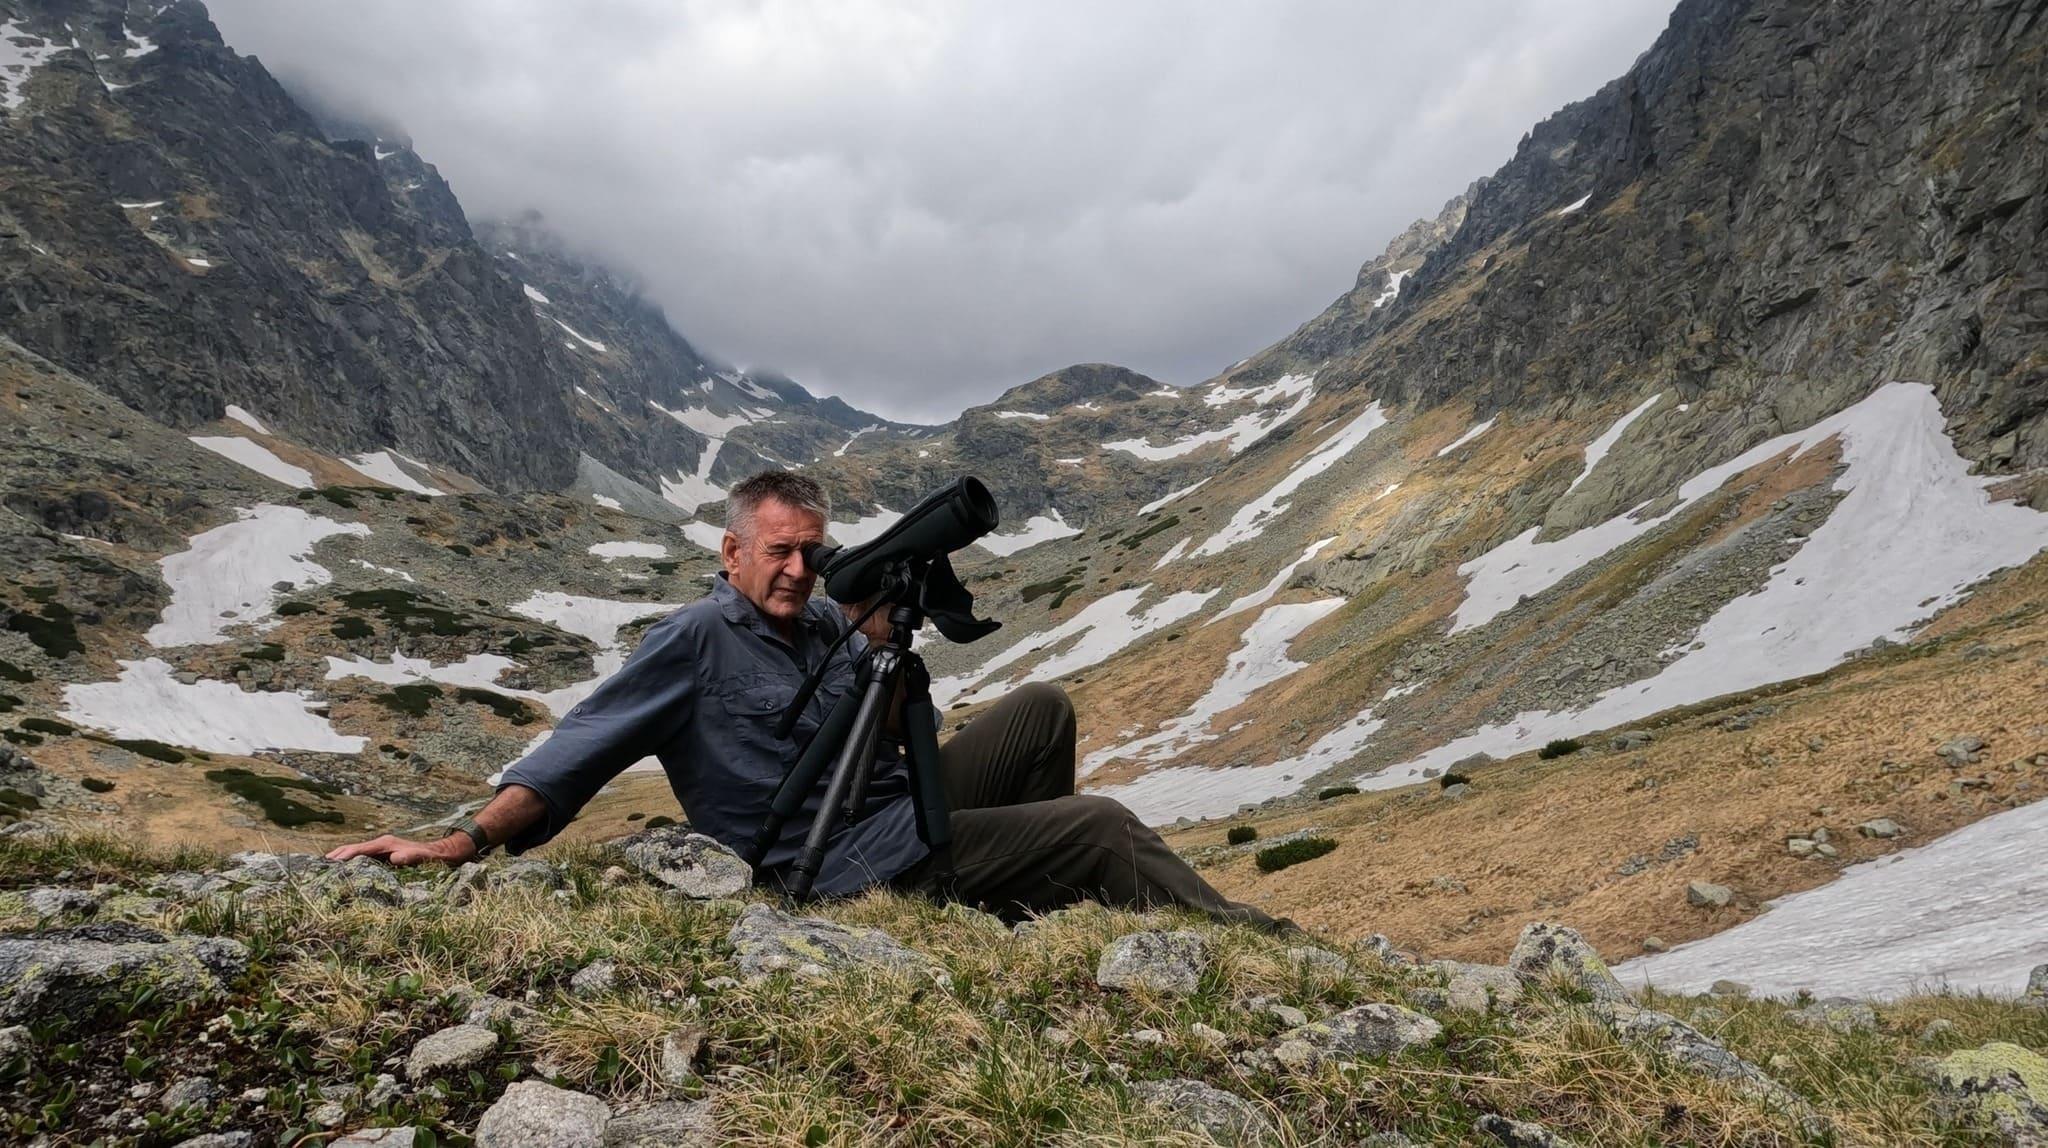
[[1811, 827, 1832, 845], [1042, 1025, 1075, 1046], [1641, 937, 1667, 953], [1786, 997, 1877, 1034], [1507, 922, 1626, 1002], [1096, 930, 1208, 996], [1129, 1078, 1275, 1144], [1130, 1028, 1166, 1045], [1816, 843, 1839, 858], [1475, 1113, 1576, 1147], [1787, 838, 1817, 857], [160, 1076, 217, 1111], [2026, 963, 2048, 1006], [1690, 1005, 1727, 1025], [460, 990, 540, 1034], [363, 1072, 402, 1107], [311, 1100, 349, 1128], [606, 1100, 717, 1147], [473, 1080, 610, 1147], [1686, 881, 1733, 909], [569, 959, 618, 998], [1441, 782, 1472, 799], [487, 858, 565, 891], [600, 865, 634, 887], [172, 1135, 254, 1148], [658, 1026, 706, 1091], [1709, 980, 1751, 998], [1432, 961, 1523, 1014], [1190, 1021, 1229, 1048], [0, 1024, 29, 1060], [1285, 945, 1351, 976], [1918, 1019, 1955, 1044], [1936, 736, 1985, 765], [1249, 997, 1308, 1027], [332, 1130, 417, 1148], [1611, 730, 1655, 751], [1246, 1003, 1441, 1073], [1858, 818, 1904, 839], [406, 1024, 500, 1081]]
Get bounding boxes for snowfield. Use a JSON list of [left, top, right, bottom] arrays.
[[1194, 402, 1387, 557], [1213, 537, 1337, 622], [345, 451, 441, 496], [934, 586, 1217, 708], [1139, 478, 1209, 516], [147, 506, 370, 647], [509, 592, 682, 717], [1099, 704, 1386, 825], [1379, 382, 2048, 783], [61, 658, 367, 754], [977, 509, 1081, 556], [188, 436, 313, 489], [1436, 417, 1496, 457], [1616, 794, 2048, 999], [1104, 387, 1315, 461], [588, 540, 669, 560]]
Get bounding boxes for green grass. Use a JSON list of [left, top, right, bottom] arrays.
[[0, 788, 41, 813], [1255, 836, 1337, 872], [1, 830, 2042, 1145], [1537, 738, 1583, 760], [91, 737, 189, 763], [0, 695, 17, 714], [204, 768, 344, 828]]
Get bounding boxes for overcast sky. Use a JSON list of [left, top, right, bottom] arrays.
[[206, 1, 1676, 423]]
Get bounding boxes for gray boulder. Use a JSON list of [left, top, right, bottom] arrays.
[[1506, 923, 1626, 1002], [658, 1026, 706, 1091], [604, 1100, 717, 1147], [1686, 881, 1734, 908], [1786, 997, 1877, 1034], [726, 902, 941, 983], [1245, 1003, 1442, 1073], [0, 1024, 28, 1060], [1611, 730, 1655, 751], [1596, 1001, 1816, 1125], [488, 859, 566, 891], [1129, 1077, 1274, 1144], [23, 886, 100, 918], [569, 959, 618, 999], [1937, 736, 1986, 765], [474, 1081, 610, 1147], [2024, 963, 2047, 1006], [1858, 818, 1905, 839], [1286, 945, 1352, 977], [172, 1135, 254, 1148], [406, 1024, 500, 1081], [1476, 1113, 1577, 1147], [160, 1075, 218, 1111], [0, 923, 248, 1024], [616, 827, 750, 898], [1097, 931, 1209, 996], [1432, 961, 1524, 1014]]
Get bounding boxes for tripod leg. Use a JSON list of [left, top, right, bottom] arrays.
[[741, 682, 864, 870], [787, 661, 895, 900], [898, 656, 956, 900]]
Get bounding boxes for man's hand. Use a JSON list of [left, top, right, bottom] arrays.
[[325, 832, 475, 867]]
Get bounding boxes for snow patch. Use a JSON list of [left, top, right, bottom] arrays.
[[995, 410, 1051, 421], [592, 494, 623, 510], [1139, 478, 1209, 516], [1213, 537, 1337, 623], [933, 586, 1216, 708], [1383, 383, 2048, 784], [1565, 392, 1662, 496], [60, 658, 367, 754], [830, 506, 900, 546], [325, 651, 517, 692], [346, 451, 441, 496], [1204, 372, 1314, 409], [1099, 704, 1385, 825], [977, 509, 1081, 556], [1193, 402, 1387, 558], [522, 283, 551, 305], [1152, 536, 1191, 571], [222, 404, 270, 435], [1617, 795, 2048, 999], [1, 22, 63, 111], [588, 540, 669, 560], [118, 199, 166, 210], [1104, 387, 1315, 461], [509, 592, 681, 717], [1435, 417, 1496, 457], [123, 28, 156, 57], [679, 521, 727, 552], [350, 559, 414, 584], [553, 319, 608, 353], [1373, 269, 1411, 309], [832, 424, 885, 456], [147, 506, 369, 647], [1557, 194, 1592, 216], [188, 436, 313, 489], [1084, 596, 1344, 775]]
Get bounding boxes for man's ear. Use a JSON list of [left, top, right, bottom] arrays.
[[719, 530, 741, 572]]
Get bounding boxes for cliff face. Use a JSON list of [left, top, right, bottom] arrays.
[[1274, 0, 2046, 475], [0, 0, 580, 490]]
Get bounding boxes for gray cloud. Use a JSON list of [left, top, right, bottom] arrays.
[[205, 0, 1676, 422]]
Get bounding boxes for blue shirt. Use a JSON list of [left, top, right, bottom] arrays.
[[498, 574, 928, 896]]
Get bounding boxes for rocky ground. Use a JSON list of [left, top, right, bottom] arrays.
[[3, 826, 2047, 1146]]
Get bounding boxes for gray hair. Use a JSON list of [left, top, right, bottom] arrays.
[[726, 470, 831, 540]]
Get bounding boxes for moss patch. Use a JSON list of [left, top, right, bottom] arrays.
[[336, 589, 477, 637], [205, 767, 344, 828]]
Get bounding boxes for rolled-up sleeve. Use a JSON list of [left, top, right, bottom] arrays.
[[496, 614, 697, 852]]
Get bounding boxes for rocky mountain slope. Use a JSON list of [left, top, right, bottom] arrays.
[[2, 6, 2047, 1138]]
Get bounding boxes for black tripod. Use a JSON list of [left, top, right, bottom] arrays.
[[737, 560, 956, 902]]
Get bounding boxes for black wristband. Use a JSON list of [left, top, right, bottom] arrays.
[[452, 816, 493, 857]]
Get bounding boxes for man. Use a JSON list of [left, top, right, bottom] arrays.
[[330, 470, 1278, 929]]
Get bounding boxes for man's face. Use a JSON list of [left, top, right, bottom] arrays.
[[722, 498, 826, 627]]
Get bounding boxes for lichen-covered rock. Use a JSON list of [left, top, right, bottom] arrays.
[[658, 1026, 706, 1091], [473, 1080, 610, 1147], [1931, 1042, 2048, 1144], [332, 1130, 417, 1147], [726, 902, 941, 983], [2025, 963, 2047, 1007], [172, 1134, 254, 1148], [1596, 1001, 1817, 1126], [1097, 931, 1208, 996], [1286, 945, 1352, 977], [616, 827, 751, 899], [457, 989, 541, 1034], [488, 859, 566, 891], [1476, 1113, 1577, 1147], [569, 959, 618, 999], [1507, 923, 1625, 1002], [23, 886, 100, 917], [1433, 961, 1525, 1014], [604, 1100, 718, 1147], [160, 1075, 218, 1111], [405, 1024, 500, 1081], [0, 923, 248, 1024], [1786, 997, 1877, 1034], [0, 1023, 28, 1060], [1129, 1077, 1274, 1144], [1243, 1003, 1442, 1073], [1686, 880, 1734, 908]]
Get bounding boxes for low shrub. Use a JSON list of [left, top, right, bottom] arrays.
[[80, 777, 116, 793], [1317, 784, 1360, 801], [1538, 738, 1583, 760], [1226, 825, 1258, 845], [1255, 836, 1337, 873]]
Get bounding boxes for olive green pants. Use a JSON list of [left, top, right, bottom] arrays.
[[898, 682, 1279, 931]]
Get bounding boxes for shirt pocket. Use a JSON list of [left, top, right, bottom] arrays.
[[716, 671, 799, 782]]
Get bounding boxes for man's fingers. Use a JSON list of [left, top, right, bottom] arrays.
[[325, 835, 401, 863]]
